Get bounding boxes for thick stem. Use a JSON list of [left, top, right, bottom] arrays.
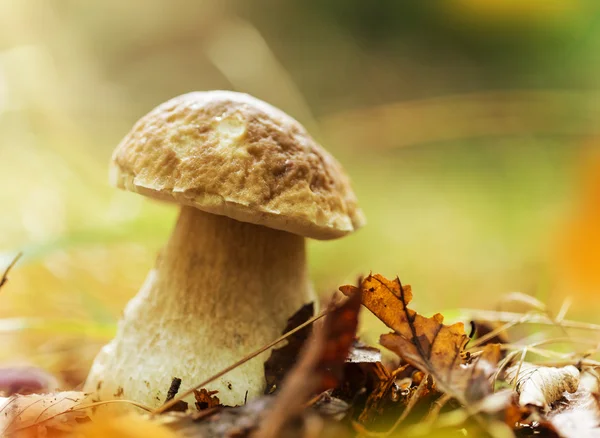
[[85, 206, 314, 407]]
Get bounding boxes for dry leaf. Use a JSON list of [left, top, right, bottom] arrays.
[[159, 396, 350, 438], [253, 291, 362, 438], [312, 393, 350, 421], [462, 344, 503, 403], [546, 369, 600, 438], [263, 303, 314, 394], [333, 341, 383, 410], [341, 274, 487, 402], [0, 391, 89, 436], [346, 342, 381, 364], [157, 398, 272, 438], [505, 363, 580, 410], [193, 389, 221, 411], [356, 362, 403, 424]]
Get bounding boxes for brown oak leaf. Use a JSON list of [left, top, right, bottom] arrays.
[[340, 274, 499, 404]]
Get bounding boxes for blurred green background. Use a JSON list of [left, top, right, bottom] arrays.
[[1, 0, 600, 385]]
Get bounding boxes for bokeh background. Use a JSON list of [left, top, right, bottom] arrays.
[[1, 0, 600, 385]]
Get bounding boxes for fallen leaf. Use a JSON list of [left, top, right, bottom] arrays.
[[505, 363, 580, 411], [462, 344, 503, 403], [333, 341, 384, 412], [312, 392, 350, 421], [503, 398, 534, 430], [158, 396, 350, 438], [253, 291, 362, 438], [263, 303, 314, 394], [158, 399, 272, 438], [341, 274, 485, 403], [313, 293, 363, 394], [0, 391, 90, 436], [346, 342, 381, 364], [546, 369, 600, 437], [356, 363, 404, 425], [193, 389, 221, 412]]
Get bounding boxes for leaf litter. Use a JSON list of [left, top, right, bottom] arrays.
[[3, 273, 600, 437]]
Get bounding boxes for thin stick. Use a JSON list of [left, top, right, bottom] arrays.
[[425, 393, 451, 425], [0, 252, 22, 289], [511, 348, 528, 391], [468, 318, 523, 350], [358, 374, 430, 438], [500, 337, 600, 351], [164, 378, 183, 403], [536, 358, 600, 368], [460, 309, 600, 331], [153, 310, 329, 415], [556, 297, 573, 323], [493, 349, 521, 387]]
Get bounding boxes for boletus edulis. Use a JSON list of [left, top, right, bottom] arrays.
[[85, 91, 365, 407]]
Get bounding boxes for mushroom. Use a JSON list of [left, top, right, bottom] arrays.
[[85, 91, 365, 407]]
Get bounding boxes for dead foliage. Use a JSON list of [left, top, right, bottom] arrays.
[[340, 274, 501, 406], [4, 273, 600, 438], [193, 389, 221, 412], [263, 303, 314, 395]]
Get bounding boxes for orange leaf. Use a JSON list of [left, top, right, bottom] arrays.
[[193, 388, 221, 411], [341, 274, 499, 403]]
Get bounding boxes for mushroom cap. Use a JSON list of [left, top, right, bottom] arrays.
[[110, 91, 365, 239]]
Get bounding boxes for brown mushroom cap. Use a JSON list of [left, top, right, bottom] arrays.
[[110, 90, 365, 240]]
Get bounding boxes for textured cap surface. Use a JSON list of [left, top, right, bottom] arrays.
[[110, 90, 365, 239]]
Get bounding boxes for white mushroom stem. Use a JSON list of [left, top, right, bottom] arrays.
[[85, 206, 314, 407]]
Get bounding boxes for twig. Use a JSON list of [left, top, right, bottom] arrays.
[[536, 358, 600, 368], [0, 253, 22, 290], [555, 297, 573, 323], [467, 318, 524, 350], [499, 337, 600, 353], [153, 309, 330, 415], [493, 349, 522, 387], [460, 309, 600, 331], [304, 392, 325, 408], [358, 374, 430, 438], [511, 348, 528, 391], [425, 393, 451, 425]]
